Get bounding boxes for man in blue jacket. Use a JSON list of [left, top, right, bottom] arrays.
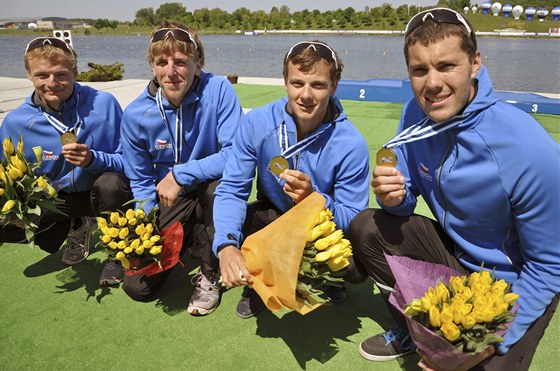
[[349, 8, 559, 369], [0, 37, 131, 285], [119, 22, 244, 316], [214, 40, 370, 318]]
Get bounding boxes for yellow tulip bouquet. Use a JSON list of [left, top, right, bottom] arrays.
[[387, 255, 519, 370], [95, 202, 183, 276], [0, 136, 62, 244], [298, 207, 353, 307], [241, 192, 351, 315]]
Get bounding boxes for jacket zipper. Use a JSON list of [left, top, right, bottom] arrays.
[[438, 133, 453, 229]]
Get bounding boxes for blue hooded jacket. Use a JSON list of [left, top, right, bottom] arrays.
[[385, 66, 560, 353], [120, 71, 244, 210], [213, 96, 370, 256], [1, 83, 124, 192]]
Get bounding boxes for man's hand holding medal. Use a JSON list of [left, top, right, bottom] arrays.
[[60, 132, 92, 167], [373, 147, 406, 208]]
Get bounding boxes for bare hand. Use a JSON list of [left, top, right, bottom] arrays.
[[371, 166, 406, 207], [279, 169, 313, 204], [61, 143, 92, 167], [218, 245, 252, 288], [156, 171, 182, 207], [418, 345, 496, 371]]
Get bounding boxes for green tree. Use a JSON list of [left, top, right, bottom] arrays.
[[93, 18, 111, 33], [193, 8, 211, 29], [135, 8, 156, 26], [155, 2, 189, 23]]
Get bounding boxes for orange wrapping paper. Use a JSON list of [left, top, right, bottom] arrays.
[[241, 192, 327, 315]]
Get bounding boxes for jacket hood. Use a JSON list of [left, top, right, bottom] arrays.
[[464, 65, 500, 114]]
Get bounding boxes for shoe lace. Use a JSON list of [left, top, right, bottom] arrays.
[[191, 272, 218, 290], [68, 221, 90, 249], [382, 327, 409, 347]]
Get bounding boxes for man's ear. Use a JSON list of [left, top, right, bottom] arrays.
[[471, 51, 482, 79], [330, 80, 339, 96]]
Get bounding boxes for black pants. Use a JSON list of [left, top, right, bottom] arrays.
[[0, 172, 131, 253], [348, 208, 558, 371], [122, 180, 220, 301]]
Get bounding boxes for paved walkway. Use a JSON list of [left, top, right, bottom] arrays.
[[0, 76, 283, 125]]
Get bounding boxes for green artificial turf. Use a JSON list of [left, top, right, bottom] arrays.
[[0, 84, 558, 370]]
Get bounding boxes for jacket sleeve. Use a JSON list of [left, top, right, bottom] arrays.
[[496, 116, 560, 353]]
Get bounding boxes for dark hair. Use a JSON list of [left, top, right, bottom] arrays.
[[404, 17, 477, 65], [283, 40, 343, 83]]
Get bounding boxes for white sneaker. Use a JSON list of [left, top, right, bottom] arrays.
[[62, 217, 96, 265], [187, 272, 221, 316]]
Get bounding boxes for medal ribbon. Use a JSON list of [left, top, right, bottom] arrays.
[[156, 88, 183, 164], [41, 94, 83, 137], [278, 120, 332, 161], [383, 111, 478, 149]]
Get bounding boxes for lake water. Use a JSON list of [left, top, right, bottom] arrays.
[[1, 34, 559, 93]]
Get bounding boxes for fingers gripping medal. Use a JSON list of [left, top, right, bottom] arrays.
[[270, 155, 289, 175], [376, 148, 397, 167], [60, 132, 77, 145]]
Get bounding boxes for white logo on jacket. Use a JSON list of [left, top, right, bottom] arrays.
[[418, 162, 432, 182], [154, 139, 173, 151], [42, 150, 59, 161]]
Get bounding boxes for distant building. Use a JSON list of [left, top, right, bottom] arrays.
[[37, 17, 80, 30]]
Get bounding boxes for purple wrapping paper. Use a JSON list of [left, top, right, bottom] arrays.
[[386, 254, 485, 370]]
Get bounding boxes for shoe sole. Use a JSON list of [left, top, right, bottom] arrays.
[[61, 251, 89, 266], [188, 306, 217, 316], [99, 277, 123, 286], [358, 342, 414, 361], [236, 305, 265, 319]]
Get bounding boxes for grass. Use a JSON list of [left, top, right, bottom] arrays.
[[0, 84, 558, 370]]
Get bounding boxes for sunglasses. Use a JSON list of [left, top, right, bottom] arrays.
[[150, 28, 198, 50], [25, 37, 75, 55], [405, 8, 473, 37], [286, 41, 339, 70]]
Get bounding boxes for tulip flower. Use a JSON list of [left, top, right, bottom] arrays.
[[110, 212, 119, 224], [125, 208, 135, 220], [3, 138, 15, 155], [429, 306, 442, 328], [441, 322, 461, 342], [2, 199, 16, 213]]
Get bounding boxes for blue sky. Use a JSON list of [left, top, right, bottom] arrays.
[[4, 0, 437, 22]]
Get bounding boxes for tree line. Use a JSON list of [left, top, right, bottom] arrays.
[[71, 1, 558, 32], [130, 1, 559, 30]]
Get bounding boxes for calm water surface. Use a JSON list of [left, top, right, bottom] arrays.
[[1, 34, 558, 93]]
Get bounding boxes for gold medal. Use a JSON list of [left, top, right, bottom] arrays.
[[376, 148, 397, 167], [269, 156, 289, 175], [60, 132, 77, 145]]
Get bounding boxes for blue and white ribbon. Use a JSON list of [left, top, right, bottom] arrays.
[[41, 94, 83, 137], [156, 88, 183, 164], [384, 111, 477, 149]]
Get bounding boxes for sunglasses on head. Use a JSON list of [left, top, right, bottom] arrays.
[[25, 37, 74, 55], [286, 41, 338, 70], [405, 8, 473, 37], [150, 28, 198, 50]]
